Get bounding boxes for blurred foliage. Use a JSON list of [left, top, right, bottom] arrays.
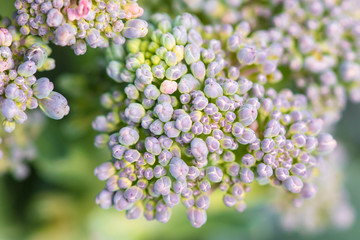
[[1, 2, 360, 240]]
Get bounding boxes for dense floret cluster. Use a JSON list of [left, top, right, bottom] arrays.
[[178, 0, 360, 126], [0, 0, 358, 231], [15, 0, 148, 54], [256, 0, 360, 125], [277, 144, 355, 232], [93, 13, 337, 227], [0, 18, 69, 133], [0, 111, 43, 180]]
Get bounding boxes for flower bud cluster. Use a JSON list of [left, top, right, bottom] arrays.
[[15, 0, 148, 55], [200, 22, 283, 85], [276, 144, 355, 232], [249, 0, 360, 125], [0, 18, 69, 133], [179, 0, 256, 25], [0, 111, 43, 180], [174, 0, 360, 127], [93, 13, 336, 228]]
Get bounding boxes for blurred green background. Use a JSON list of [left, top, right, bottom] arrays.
[[1, 2, 360, 240]]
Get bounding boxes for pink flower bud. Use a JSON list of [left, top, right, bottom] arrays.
[[0, 28, 12, 47], [67, 0, 92, 21], [124, 3, 144, 19]]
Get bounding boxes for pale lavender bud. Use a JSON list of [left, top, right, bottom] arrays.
[[154, 176, 172, 195], [257, 163, 273, 178], [163, 192, 180, 208], [182, 195, 195, 208], [161, 33, 176, 50], [191, 61, 206, 81], [144, 168, 154, 180], [173, 180, 186, 194], [291, 163, 307, 177], [125, 103, 145, 123], [237, 45, 256, 65], [25, 44, 48, 68], [188, 166, 200, 180], [144, 84, 160, 100], [39, 91, 70, 120], [96, 190, 113, 209], [178, 74, 199, 93], [317, 133, 337, 155], [196, 195, 210, 210], [204, 81, 223, 99], [17, 61, 37, 77], [199, 180, 211, 192], [150, 119, 164, 135], [169, 157, 189, 181], [227, 162, 240, 176], [305, 136, 318, 152], [114, 191, 132, 211], [223, 80, 238, 96], [261, 138, 275, 153], [237, 128, 257, 144], [46, 9, 63, 27], [33, 77, 54, 99], [118, 127, 139, 146], [232, 122, 245, 138], [231, 183, 244, 198], [223, 194, 237, 207], [126, 204, 143, 220], [74, 40, 87, 55], [118, 177, 132, 189], [159, 136, 173, 149], [0, 28, 12, 47], [191, 121, 203, 135], [289, 121, 308, 134], [124, 186, 143, 203], [164, 121, 180, 138], [264, 119, 280, 138], [176, 114, 192, 132], [124, 149, 141, 163], [206, 166, 223, 183], [173, 25, 187, 45], [106, 175, 120, 192], [55, 24, 76, 46], [159, 150, 172, 166], [284, 176, 303, 193], [192, 96, 208, 110], [92, 116, 112, 132], [145, 137, 162, 155], [240, 167, 254, 183], [154, 102, 174, 122], [187, 207, 207, 228], [154, 165, 166, 178], [292, 134, 306, 147], [191, 138, 208, 161], [123, 19, 148, 38], [300, 183, 317, 199], [1, 99, 19, 119], [306, 118, 323, 136], [238, 77, 253, 94], [94, 162, 115, 181]]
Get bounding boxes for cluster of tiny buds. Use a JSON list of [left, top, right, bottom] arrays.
[[176, 0, 360, 127], [180, 0, 248, 25], [1, 19, 69, 132], [250, 0, 360, 125], [15, 0, 148, 55], [0, 111, 43, 180], [93, 13, 337, 228]]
